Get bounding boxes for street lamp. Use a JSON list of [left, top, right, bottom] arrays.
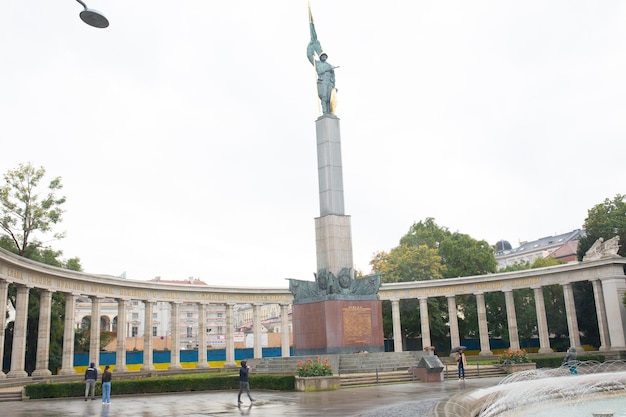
[[75, 0, 109, 28]]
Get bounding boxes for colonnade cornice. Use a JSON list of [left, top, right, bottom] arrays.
[[0, 248, 293, 305]]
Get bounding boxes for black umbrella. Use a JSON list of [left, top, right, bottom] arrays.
[[451, 346, 467, 353]]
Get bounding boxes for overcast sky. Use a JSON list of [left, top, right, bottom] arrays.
[[1, 1, 624, 288]]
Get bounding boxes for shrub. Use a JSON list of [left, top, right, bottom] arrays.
[[25, 373, 295, 399], [296, 357, 333, 377], [499, 348, 530, 365]]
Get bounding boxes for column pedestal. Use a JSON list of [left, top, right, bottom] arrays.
[[293, 298, 384, 356]]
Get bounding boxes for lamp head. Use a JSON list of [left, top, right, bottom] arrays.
[[76, 0, 109, 28]]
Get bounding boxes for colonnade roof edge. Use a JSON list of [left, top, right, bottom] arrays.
[[0, 247, 293, 304]]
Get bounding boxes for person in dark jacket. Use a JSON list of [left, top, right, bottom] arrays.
[[102, 365, 112, 404], [84, 362, 97, 401], [237, 360, 255, 404]]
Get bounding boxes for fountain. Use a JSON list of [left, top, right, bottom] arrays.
[[431, 361, 626, 417]]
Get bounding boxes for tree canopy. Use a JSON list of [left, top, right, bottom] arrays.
[[577, 194, 626, 260], [0, 163, 66, 256]]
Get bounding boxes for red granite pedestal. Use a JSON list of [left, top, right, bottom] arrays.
[[292, 298, 384, 356]]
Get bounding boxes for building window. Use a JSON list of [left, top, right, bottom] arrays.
[[217, 326, 223, 334], [186, 327, 193, 338], [132, 312, 139, 320], [217, 313, 223, 318], [153, 313, 158, 319], [152, 327, 157, 337], [131, 326, 138, 337], [186, 312, 193, 318]]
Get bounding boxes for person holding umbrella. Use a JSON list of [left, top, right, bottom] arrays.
[[454, 347, 468, 381]]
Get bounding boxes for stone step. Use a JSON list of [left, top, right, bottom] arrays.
[[443, 364, 506, 379], [0, 391, 23, 402], [339, 371, 414, 387]]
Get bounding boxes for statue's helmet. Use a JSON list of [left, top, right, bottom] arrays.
[[320, 52, 328, 59]]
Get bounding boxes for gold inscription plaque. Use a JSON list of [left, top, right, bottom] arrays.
[[343, 306, 371, 345]]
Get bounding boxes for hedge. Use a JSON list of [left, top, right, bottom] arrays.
[[25, 374, 295, 399]]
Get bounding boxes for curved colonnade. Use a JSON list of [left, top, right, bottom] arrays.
[[379, 258, 626, 355], [1, 247, 626, 380], [0, 248, 292, 378]]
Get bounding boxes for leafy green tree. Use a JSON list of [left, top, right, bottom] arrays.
[[577, 194, 626, 260], [370, 244, 444, 283], [0, 163, 80, 374], [0, 163, 66, 256]]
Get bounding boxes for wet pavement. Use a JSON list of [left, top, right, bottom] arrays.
[[0, 377, 504, 417]]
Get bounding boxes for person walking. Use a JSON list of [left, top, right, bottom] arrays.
[[562, 347, 578, 375], [84, 362, 98, 401], [101, 365, 112, 405], [237, 360, 255, 404], [456, 349, 467, 381]]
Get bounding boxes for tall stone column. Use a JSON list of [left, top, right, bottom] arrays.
[[8, 285, 29, 377], [447, 295, 460, 351], [115, 299, 129, 372], [419, 297, 431, 348], [196, 303, 209, 368], [533, 287, 553, 354], [600, 275, 626, 349], [314, 115, 353, 277], [89, 296, 102, 367], [224, 303, 236, 367], [591, 279, 611, 351], [59, 292, 77, 375], [503, 290, 520, 351], [253, 304, 262, 359], [280, 304, 290, 357], [391, 299, 402, 352], [0, 280, 8, 379], [141, 300, 155, 371], [475, 293, 492, 356], [33, 289, 53, 376], [562, 283, 582, 351], [168, 302, 182, 370]]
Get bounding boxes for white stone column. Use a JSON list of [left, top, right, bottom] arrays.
[[600, 276, 626, 350], [0, 281, 8, 379], [475, 293, 493, 356], [141, 300, 155, 371], [196, 303, 209, 368], [33, 289, 53, 376], [89, 296, 102, 367], [447, 296, 460, 351], [419, 297, 431, 348], [59, 293, 77, 375], [591, 279, 611, 351], [391, 299, 403, 352], [224, 303, 237, 367], [280, 304, 290, 357], [533, 287, 553, 354], [169, 302, 182, 370], [115, 299, 129, 372], [562, 283, 582, 351], [503, 290, 520, 351], [253, 303, 262, 358], [8, 285, 29, 377]]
